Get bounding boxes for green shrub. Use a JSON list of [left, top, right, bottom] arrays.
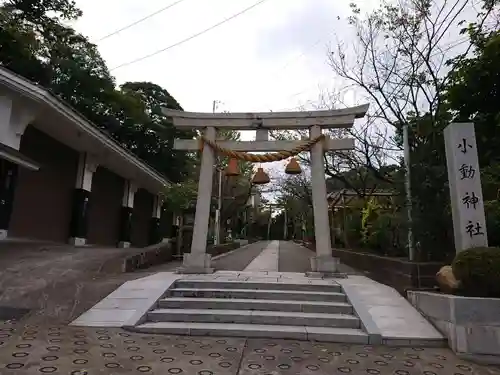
[[485, 200, 500, 247], [452, 247, 500, 297]]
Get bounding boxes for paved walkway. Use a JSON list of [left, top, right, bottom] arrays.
[[243, 241, 279, 271], [1, 241, 499, 373], [277, 241, 361, 274], [0, 322, 497, 375]]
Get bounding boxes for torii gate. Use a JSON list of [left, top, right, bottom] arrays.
[[163, 104, 369, 275]]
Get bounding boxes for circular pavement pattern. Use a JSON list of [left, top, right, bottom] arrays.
[[238, 341, 500, 375], [0, 323, 498, 374]]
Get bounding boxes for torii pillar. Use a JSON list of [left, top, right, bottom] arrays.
[[308, 124, 339, 276], [164, 104, 369, 275]]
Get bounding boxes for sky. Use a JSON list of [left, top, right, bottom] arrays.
[[70, 0, 478, 128], [70, 0, 380, 193], [70, 0, 481, 202], [72, 0, 379, 114]]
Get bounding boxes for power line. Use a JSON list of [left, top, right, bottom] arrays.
[[221, 30, 340, 114], [246, 2, 478, 112], [97, 0, 187, 42], [264, 37, 471, 112], [110, 0, 271, 71], [227, 31, 336, 104], [270, 35, 332, 78]]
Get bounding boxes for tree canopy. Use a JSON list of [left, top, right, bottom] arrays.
[[320, 0, 500, 260], [0, 0, 196, 182]]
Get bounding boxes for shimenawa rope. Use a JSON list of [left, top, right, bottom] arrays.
[[198, 134, 326, 163]]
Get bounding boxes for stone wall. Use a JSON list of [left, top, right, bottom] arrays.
[[207, 242, 241, 257], [331, 248, 444, 294], [124, 242, 175, 272], [408, 291, 500, 365], [301, 241, 444, 294], [123, 241, 244, 272]]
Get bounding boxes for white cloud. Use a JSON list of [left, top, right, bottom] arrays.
[[71, 0, 479, 115], [71, 0, 357, 115], [69, 0, 480, 192]]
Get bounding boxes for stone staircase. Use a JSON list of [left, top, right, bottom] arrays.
[[132, 278, 370, 343]]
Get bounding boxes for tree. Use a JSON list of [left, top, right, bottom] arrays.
[[444, 27, 500, 249], [327, 0, 499, 259], [118, 82, 196, 182], [0, 0, 82, 84], [163, 180, 198, 214], [0, 0, 197, 182], [445, 27, 500, 169], [206, 129, 255, 238], [330, 0, 496, 129], [270, 91, 398, 199], [0, 0, 120, 128], [274, 174, 315, 240]]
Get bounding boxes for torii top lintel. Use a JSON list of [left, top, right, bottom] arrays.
[[162, 104, 369, 130]]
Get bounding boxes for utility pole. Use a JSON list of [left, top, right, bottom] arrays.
[[403, 123, 415, 261], [213, 100, 223, 245], [267, 207, 272, 240], [283, 209, 287, 240], [214, 167, 222, 245]]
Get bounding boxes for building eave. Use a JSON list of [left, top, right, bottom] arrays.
[[0, 143, 40, 171], [0, 67, 170, 191]]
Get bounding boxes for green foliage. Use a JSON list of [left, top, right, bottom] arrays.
[[343, 208, 363, 248], [350, 196, 406, 256], [216, 133, 254, 233], [393, 115, 455, 261], [445, 30, 500, 167], [117, 82, 196, 182], [393, 27, 500, 260], [163, 180, 198, 213], [0, 0, 197, 183], [361, 197, 379, 245], [485, 200, 500, 246], [2, 0, 82, 21], [336, 0, 500, 261], [275, 175, 314, 239], [452, 247, 500, 297]]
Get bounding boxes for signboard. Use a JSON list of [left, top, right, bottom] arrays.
[[444, 122, 488, 252]]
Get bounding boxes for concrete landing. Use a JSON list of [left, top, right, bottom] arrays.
[[71, 273, 444, 346], [71, 241, 445, 346], [337, 275, 444, 346], [70, 272, 179, 328]]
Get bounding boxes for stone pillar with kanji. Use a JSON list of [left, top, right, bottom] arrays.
[[444, 122, 488, 253]]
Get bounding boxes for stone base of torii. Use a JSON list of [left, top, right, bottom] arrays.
[[163, 105, 369, 277]]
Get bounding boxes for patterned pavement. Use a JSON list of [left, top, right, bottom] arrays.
[[1, 322, 498, 375]]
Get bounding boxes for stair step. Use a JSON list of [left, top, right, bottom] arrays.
[[175, 280, 342, 293], [148, 308, 360, 328], [169, 288, 346, 302], [133, 322, 368, 343], [159, 298, 353, 314]]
